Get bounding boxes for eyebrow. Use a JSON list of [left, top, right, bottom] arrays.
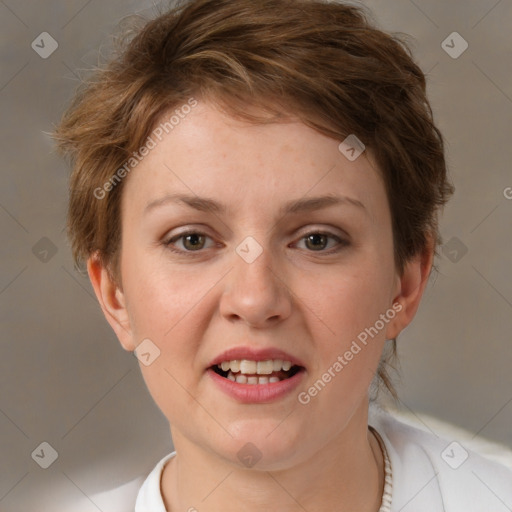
[[144, 193, 366, 216]]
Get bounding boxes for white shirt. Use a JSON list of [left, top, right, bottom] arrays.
[[135, 408, 512, 511]]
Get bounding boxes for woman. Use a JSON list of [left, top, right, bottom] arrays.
[[54, 0, 512, 510]]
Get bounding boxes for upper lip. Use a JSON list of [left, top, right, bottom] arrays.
[[208, 346, 305, 369]]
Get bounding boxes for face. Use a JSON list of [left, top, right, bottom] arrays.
[[93, 100, 419, 470]]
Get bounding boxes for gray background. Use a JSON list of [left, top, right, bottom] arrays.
[[1, 0, 511, 510]]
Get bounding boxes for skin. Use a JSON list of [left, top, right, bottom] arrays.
[[88, 100, 433, 511]]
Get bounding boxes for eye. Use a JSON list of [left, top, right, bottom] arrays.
[[294, 231, 347, 253], [163, 229, 348, 255], [165, 230, 216, 253]]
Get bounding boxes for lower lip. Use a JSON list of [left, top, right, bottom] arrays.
[[207, 368, 305, 403]]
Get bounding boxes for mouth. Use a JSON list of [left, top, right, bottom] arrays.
[[206, 347, 306, 402], [210, 359, 304, 384]]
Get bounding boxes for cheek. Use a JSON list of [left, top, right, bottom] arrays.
[[122, 254, 225, 379], [304, 264, 394, 340], [122, 248, 203, 338], [298, 271, 390, 417], [124, 262, 216, 419], [298, 258, 395, 403]]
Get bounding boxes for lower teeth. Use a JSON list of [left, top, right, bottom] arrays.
[[227, 370, 282, 384]]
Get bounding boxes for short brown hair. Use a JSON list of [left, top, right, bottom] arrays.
[[54, 0, 454, 398]]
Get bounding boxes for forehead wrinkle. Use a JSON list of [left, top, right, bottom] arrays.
[[144, 193, 367, 220]]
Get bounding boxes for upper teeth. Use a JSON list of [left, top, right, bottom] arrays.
[[217, 359, 293, 374]]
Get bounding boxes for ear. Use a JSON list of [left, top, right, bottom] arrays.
[[87, 253, 136, 352], [385, 235, 435, 340]]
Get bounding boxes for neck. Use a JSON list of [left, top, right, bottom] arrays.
[[161, 401, 384, 512]]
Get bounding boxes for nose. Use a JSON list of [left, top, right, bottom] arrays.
[[219, 243, 292, 328]]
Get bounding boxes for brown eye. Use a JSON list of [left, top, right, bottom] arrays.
[[166, 231, 214, 253], [295, 231, 346, 253], [304, 233, 329, 251], [182, 233, 206, 251]]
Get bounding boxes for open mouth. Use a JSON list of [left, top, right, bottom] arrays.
[[210, 359, 304, 385]]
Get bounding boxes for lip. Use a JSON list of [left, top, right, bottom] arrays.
[[206, 345, 306, 404], [207, 346, 306, 368], [207, 367, 305, 404]]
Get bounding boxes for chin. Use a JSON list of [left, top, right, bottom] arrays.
[[213, 418, 307, 470]]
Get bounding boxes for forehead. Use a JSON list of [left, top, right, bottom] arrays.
[[121, 101, 389, 223]]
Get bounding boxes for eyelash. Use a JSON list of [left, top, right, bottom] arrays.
[[163, 229, 349, 255]]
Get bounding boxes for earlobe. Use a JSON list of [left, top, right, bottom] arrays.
[[385, 237, 435, 340], [87, 253, 136, 352]]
